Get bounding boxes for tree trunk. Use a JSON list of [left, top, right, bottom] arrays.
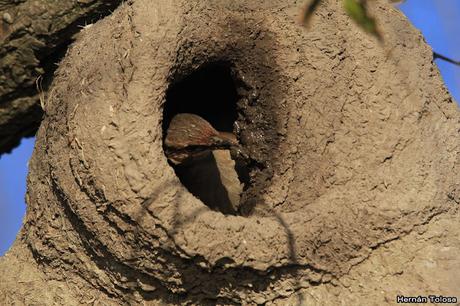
[[0, 0, 121, 154], [1, 0, 459, 304]]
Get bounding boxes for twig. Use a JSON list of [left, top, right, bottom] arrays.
[[299, 0, 323, 26], [433, 52, 460, 66], [35, 75, 45, 110]]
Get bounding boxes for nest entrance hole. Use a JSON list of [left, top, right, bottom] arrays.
[[163, 62, 250, 215]]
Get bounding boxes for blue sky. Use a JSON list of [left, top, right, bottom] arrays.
[[399, 0, 460, 102], [1, 1, 459, 256], [0, 137, 34, 255]]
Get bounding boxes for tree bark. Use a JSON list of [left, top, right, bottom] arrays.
[[0, 0, 121, 154], [1, 0, 459, 305]]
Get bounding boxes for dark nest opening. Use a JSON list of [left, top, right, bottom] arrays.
[[163, 62, 238, 133], [163, 62, 250, 215]]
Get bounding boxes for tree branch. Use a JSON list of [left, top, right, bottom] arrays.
[[0, 0, 122, 155], [433, 52, 460, 66]]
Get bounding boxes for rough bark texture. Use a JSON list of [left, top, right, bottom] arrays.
[[0, 0, 121, 154], [1, 0, 459, 305]]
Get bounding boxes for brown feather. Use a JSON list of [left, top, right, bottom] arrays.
[[164, 113, 241, 165], [165, 113, 221, 149]]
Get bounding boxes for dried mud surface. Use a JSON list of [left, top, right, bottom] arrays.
[[1, 0, 459, 305]]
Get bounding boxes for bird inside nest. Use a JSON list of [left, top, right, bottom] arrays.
[[164, 113, 249, 214], [164, 113, 242, 164]]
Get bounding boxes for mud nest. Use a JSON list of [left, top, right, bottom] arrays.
[[8, 0, 458, 304]]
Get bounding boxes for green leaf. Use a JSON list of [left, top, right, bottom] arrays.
[[343, 0, 383, 41]]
